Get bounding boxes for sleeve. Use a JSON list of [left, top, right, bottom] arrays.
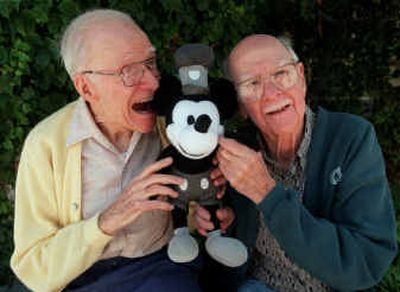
[[10, 134, 112, 292], [257, 124, 398, 290]]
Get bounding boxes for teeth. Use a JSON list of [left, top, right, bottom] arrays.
[[264, 100, 291, 114]]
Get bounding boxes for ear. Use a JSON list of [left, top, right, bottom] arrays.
[[152, 75, 182, 116], [73, 73, 97, 102], [209, 78, 238, 120], [297, 62, 307, 96]]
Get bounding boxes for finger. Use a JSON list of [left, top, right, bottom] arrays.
[[197, 227, 209, 237], [134, 200, 175, 212], [219, 137, 253, 155], [156, 195, 167, 201], [144, 173, 184, 187], [136, 157, 173, 180], [213, 176, 226, 187], [145, 185, 179, 199], [195, 205, 211, 221], [218, 147, 242, 162], [216, 208, 229, 220], [218, 158, 233, 180], [217, 208, 234, 231], [212, 155, 219, 165], [210, 167, 222, 180], [194, 213, 215, 231], [216, 184, 226, 199], [220, 221, 231, 232]]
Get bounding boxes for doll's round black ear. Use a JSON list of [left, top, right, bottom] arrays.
[[209, 78, 238, 120], [152, 75, 182, 116]]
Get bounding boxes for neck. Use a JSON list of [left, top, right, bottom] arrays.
[[262, 127, 304, 170], [88, 102, 133, 152], [100, 125, 132, 152]]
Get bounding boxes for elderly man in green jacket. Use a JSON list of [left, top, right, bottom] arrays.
[[196, 34, 397, 291]]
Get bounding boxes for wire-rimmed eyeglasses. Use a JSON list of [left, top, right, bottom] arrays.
[[81, 57, 159, 87], [236, 61, 300, 102]]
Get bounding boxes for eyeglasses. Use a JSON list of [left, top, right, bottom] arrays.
[[81, 57, 159, 87], [236, 61, 300, 102]]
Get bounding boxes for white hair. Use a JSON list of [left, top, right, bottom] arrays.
[[60, 9, 139, 77], [277, 36, 299, 62]]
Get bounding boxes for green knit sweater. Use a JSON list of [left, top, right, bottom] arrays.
[[201, 107, 398, 292]]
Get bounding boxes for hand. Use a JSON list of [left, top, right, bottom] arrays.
[[98, 157, 183, 235], [194, 205, 235, 236], [210, 157, 227, 200], [217, 137, 276, 204]]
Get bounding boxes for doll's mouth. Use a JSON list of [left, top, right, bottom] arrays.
[[177, 144, 206, 159], [132, 101, 153, 113]]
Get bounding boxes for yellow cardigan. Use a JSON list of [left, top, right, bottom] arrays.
[[10, 100, 168, 292]]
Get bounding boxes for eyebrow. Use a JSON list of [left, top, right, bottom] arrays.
[[236, 60, 296, 83]]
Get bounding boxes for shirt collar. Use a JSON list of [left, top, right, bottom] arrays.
[[297, 106, 315, 169], [67, 97, 98, 147], [66, 97, 143, 155]]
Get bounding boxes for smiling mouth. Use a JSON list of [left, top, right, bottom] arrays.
[[269, 104, 290, 115], [265, 101, 291, 115], [132, 100, 153, 113], [177, 144, 206, 158]]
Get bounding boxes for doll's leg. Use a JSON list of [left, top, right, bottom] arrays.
[[202, 202, 248, 268], [168, 201, 199, 264], [172, 205, 188, 228]]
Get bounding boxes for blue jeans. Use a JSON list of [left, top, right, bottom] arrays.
[[238, 278, 274, 292], [64, 246, 202, 292]]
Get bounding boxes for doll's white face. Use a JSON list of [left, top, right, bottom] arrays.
[[166, 100, 224, 159]]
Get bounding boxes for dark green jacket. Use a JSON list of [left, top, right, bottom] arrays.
[[201, 108, 397, 292]]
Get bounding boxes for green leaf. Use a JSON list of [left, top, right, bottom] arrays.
[[0, 0, 21, 18]]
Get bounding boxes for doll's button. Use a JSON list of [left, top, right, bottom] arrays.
[[200, 178, 209, 190], [179, 179, 188, 191]]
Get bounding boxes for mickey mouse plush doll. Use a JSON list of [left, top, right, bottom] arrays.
[[153, 44, 248, 268]]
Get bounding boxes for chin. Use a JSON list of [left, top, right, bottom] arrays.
[[133, 122, 156, 134], [128, 112, 156, 133]]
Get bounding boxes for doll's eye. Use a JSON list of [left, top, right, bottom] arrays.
[[187, 115, 195, 125]]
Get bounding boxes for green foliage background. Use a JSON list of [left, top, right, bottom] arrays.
[[0, 0, 399, 289]]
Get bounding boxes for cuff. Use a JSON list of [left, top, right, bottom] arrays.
[[257, 183, 289, 221]]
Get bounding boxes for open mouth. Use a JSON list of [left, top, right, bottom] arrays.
[[269, 104, 290, 115], [131, 100, 153, 113]]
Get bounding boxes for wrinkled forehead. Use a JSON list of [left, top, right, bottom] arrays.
[[229, 37, 292, 80], [86, 21, 155, 67], [90, 21, 152, 49]]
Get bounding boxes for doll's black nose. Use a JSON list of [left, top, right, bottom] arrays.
[[194, 114, 211, 133]]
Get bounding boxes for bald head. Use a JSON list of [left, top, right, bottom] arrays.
[[228, 34, 298, 81], [60, 9, 149, 77]]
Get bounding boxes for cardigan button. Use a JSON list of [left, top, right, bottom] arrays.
[[72, 202, 79, 210]]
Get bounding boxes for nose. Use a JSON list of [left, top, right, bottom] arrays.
[[142, 67, 160, 90], [194, 114, 211, 133], [260, 79, 281, 99]]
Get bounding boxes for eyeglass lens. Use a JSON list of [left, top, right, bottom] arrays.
[[121, 58, 158, 86], [239, 63, 298, 100]]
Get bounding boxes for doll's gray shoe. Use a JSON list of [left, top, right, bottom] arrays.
[[167, 227, 199, 263], [205, 230, 248, 267]]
